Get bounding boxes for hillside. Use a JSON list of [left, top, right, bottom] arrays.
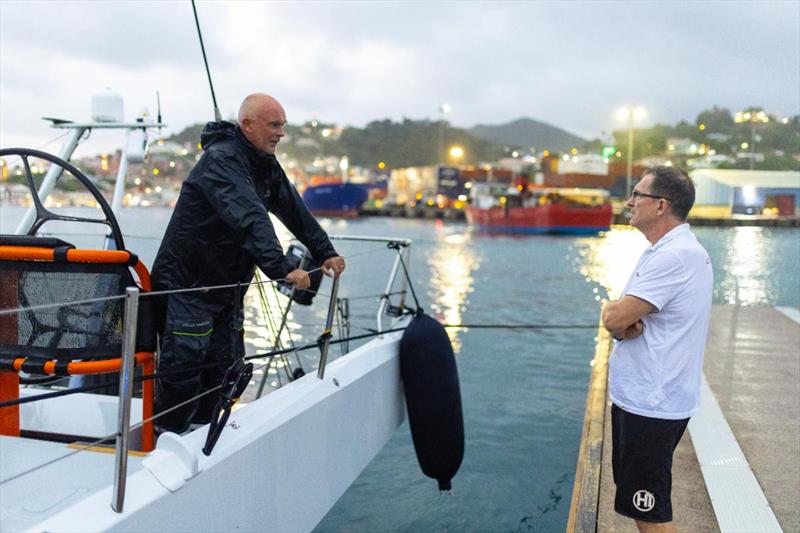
[[167, 118, 507, 168], [469, 118, 587, 153]]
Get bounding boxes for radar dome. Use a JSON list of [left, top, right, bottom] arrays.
[[91, 88, 124, 123]]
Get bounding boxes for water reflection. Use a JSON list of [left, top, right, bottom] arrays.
[[572, 227, 648, 300], [236, 217, 307, 395], [427, 229, 480, 352], [242, 279, 305, 395], [719, 227, 768, 305], [573, 225, 795, 307]]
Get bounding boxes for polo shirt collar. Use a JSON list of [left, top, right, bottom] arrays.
[[650, 223, 690, 251]]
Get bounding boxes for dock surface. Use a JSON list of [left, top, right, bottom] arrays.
[[570, 304, 800, 532]]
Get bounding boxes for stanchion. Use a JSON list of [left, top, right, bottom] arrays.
[[316, 274, 340, 380], [112, 287, 139, 513]]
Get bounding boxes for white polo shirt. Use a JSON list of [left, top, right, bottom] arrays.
[[609, 224, 713, 419]]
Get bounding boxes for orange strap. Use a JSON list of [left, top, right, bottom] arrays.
[[133, 260, 152, 291], [9, 352, 155, 375], [0, 372, 20, 437], [0, 246, 133, 264], [0, 245, 151, 292], [1, 355, 156, 450]]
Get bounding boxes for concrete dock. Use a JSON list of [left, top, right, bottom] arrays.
[[568, 305, 800, 532]]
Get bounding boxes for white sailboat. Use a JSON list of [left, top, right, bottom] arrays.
[[0, 94, 439, 532]]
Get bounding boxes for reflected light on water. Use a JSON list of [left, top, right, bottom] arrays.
[[722, 227, 768, 304], [427, 232, 480, 352], [577, 226, 779, 307], [242, 280, 303, 392], [574, 227, 649, 300]]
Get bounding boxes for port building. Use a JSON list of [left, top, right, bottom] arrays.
[[690, 169, 800, 217]]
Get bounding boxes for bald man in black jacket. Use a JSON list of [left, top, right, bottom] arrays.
[[152, 93, 345, 434]]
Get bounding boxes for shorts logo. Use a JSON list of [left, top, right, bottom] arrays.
[[633, 489, 655, 512]]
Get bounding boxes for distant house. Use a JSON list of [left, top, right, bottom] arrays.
[[1, 183, 31, 206], [667, 137, 699, 155], [687, 154, 736, 169], [706, 132, 731, 142], [636, 156, 673, 168], [690, 169, 800, 216]]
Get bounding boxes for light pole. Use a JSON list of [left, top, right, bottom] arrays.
[[616, 106, 646, 198], [438, 103, 451, 165], [734, 110, 769, 170]]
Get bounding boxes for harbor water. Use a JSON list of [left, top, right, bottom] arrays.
[[1, 207, 798, 531]]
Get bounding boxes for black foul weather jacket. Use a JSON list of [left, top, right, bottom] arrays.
[[151, 121, 338, 301]]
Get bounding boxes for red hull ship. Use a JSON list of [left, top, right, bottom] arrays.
[[465, 185, 612, 235]]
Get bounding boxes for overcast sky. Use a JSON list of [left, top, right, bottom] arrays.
[[1, 0, 798, 156]]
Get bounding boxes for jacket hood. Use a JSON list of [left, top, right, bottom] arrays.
[[199, 121, 238, 149]]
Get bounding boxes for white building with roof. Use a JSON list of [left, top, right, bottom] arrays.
[[690, 169, 800, 216]]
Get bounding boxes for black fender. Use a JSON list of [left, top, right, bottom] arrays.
[[399, 312, 464, 491]]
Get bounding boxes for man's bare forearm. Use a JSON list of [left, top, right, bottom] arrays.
[[602, 295, 656, 335]]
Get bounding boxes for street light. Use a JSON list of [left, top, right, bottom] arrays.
[[616, 106, 646, 198], [734, 110, 769, 170], [448, 145, 464, 162], [438, 103, 451, 165]]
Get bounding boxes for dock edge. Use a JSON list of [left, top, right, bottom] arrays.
[[566, 319, 614, 533]]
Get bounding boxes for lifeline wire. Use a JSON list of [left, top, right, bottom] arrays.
[[0, 326, 408, 410], [2, 349, 280, 486], [2, 345, 290, 487], [38, 232, 162, 242], [0, 320, 599, 410], [0, 316, 404, 483], [1, 333, 333, 485], [0, 302, 597, 476], [0, 313, 599, 482], [1, 237, 597, 408], [0, 383, 224, 486], [0, 245, 389, 317], [0, 264, 302, 316], [441, 324, 598, 329]]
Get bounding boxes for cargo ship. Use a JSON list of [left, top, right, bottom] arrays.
[[301, 176, 369, 218], [465, 183, 613, 235]]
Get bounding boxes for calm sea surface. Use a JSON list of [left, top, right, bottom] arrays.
[[1, 206, 798, 532]]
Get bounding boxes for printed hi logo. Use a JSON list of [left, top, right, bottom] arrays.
[[633, 489, 655, 512]]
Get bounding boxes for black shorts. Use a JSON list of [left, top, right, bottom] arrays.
[[611, 403, 689, 523]]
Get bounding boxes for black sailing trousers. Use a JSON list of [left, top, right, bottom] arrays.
[[154, 291, 244, 434]]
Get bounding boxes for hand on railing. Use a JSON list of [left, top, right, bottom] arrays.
[[321, 256, 345, 278], [284, 269, 311, 290]]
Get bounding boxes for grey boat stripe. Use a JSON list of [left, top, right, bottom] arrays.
[[688, 375, 783, 532]]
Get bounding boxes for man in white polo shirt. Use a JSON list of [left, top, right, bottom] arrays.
[[602, 166, 713, 532]]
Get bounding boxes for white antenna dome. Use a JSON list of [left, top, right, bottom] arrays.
[[91, 88, 124, 123]]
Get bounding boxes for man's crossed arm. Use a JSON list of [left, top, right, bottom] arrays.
[[602, 295, 656, 340]]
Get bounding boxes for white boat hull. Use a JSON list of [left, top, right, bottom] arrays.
[[1, 319, 409, 532]]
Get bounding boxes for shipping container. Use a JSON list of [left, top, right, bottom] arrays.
[[544, 173, 615, 188], [556, 157, 608, 176]]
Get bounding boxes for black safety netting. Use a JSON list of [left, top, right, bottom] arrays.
[[0, 260, 155, 368]]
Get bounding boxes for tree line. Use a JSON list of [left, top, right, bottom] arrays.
[[168, 106, 799, 171]]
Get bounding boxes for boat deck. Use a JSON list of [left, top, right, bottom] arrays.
[[570, 304, 800, 532], [0, 437, 146, 532]]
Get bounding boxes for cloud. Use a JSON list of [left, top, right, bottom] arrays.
[[1, 0, 798, 154]]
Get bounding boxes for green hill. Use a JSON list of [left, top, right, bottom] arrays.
[[469, 118, 587, 153]]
